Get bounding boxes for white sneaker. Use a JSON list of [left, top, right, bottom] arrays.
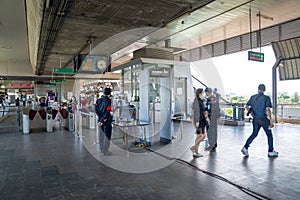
[[190, 147, 196, 153], [241, 147, 249, 157], [268, 150, 279, 157]]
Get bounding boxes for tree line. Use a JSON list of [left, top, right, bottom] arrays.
[[226, 92, 299, 104]]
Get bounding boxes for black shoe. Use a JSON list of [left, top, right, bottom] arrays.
[[103, 151, 112, 156], [210, 146, 217, 152], [210, 148, 216, 152], [204, 146, 212, 151]]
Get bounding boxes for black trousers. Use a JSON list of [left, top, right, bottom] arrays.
[[99, 125, 112, 153]]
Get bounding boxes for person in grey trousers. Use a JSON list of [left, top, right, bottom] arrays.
[[204, 88, 220, 152]]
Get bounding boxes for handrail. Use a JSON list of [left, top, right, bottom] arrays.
[[191, 75, 231, 104], [191, 75, 208, 88]]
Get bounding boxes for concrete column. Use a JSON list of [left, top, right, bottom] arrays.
[[57, 84, 61, 103]]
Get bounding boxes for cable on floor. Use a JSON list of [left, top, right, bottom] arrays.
[[146, 147, 272, 200]]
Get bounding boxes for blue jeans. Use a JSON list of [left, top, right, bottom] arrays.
[[99, 125, 112, 153], [244, 117, 274, 152]]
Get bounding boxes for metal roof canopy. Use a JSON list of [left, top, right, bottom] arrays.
[[271, 36, 300, 122], [272, 37, 300, 80]]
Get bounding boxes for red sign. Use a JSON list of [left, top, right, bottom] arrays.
[[9, 83, 33, 87], [21, 89, 34, 94]]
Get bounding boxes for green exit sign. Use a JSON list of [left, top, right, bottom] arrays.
[[53, 68, 74, 74], [46, 83, 56, 87], [248, 51, 264, 62], [50, 79, 66, 83]]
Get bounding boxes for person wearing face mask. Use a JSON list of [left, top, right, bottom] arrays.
[[190, 88, 208, 157], [70, 96, 77, 111], [205, 87, 220, 152], [96, 88, 113, 156]]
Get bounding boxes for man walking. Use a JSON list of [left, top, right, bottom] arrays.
[[204, 88, 220, 152], [241, 84, 278, 157], [96, 88, 113, 156]]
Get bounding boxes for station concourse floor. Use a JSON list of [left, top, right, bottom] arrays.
[[0, 121, 299, 200]]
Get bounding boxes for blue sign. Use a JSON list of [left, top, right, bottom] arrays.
[[79, 55, 109, 73]]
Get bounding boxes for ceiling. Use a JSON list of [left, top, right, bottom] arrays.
[[29, 0, 213, 75], [1, 0, 300, 78]]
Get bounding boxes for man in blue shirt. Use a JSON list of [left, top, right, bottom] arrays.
[[241, 84, 278, 157]]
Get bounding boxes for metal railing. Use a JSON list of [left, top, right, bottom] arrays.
[[277, 103, 300, 120], [220, 103, 300, 123], [0, 106, 21, 133]]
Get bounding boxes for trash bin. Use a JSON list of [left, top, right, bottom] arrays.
[[233, 103, 245, 121], [232, 104, 237, 121], [238, 104, 245, 121], [23, 114, 30, 134]]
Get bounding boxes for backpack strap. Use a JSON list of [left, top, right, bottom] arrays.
[[251, 93, 263, 108]]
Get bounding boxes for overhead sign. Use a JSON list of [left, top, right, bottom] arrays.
[[53, 68, 74, 74], [248, 51, 264, 62], [21, 89, 34, 94], [50, 80, 66, 83], [79, 55, 109, 73], [150, 69, 170, 77]]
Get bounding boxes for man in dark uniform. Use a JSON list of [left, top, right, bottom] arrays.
[[241, 84, 278, 157], [205, 88, 220, 152], [15, 97, 20, 106], [96, 88, 113, 156], [0, 95, 3, 107]]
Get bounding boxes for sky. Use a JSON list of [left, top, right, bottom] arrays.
[[203, 45, 300, 96]]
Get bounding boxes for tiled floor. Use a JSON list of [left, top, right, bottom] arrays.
[[0, 121, 299, 199]]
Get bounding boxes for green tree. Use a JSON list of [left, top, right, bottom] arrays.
[[227, 96, 248, 103], [291, 92, 299, 103], [278, 94, 290, 103]]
